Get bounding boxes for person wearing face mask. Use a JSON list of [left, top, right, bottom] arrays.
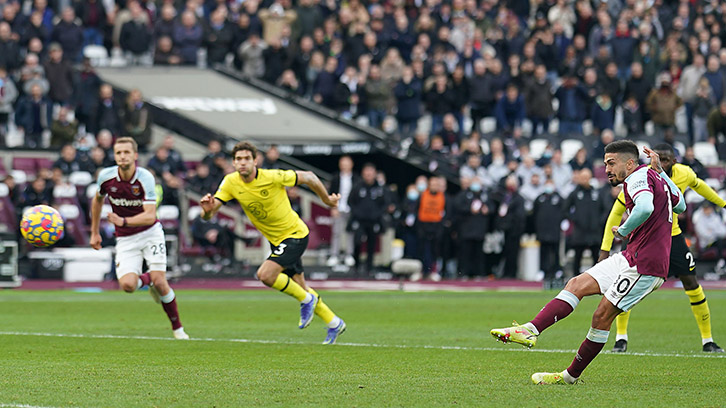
[[397, 183, 421, 260], [454, 177, 492, 279], [534, 178, 565, 284]]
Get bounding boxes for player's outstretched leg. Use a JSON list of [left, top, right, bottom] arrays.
[[307, 288, 346, 345], [258, 262, 317, 329], [682, 281, 724, 353], [612, 310, 630, 352], [150, 271, 188, 340], [491, 289, 580, 348]]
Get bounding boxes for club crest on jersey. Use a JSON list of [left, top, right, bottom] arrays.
[[131, 185, 141, 196]]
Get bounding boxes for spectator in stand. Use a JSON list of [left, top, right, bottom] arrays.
[[693, 77, 716, 143], [191, 214, 235, 260], [188, 162, 217, 194], [703, 55, 725, 105], [468, 59, 495, 135], [621, 94, 644, 135], [75, 58, 101, 126], [120, 3, 152, 64], [363, 64, 390, 130], [21, 12, 49, 47], [259, 2, 297, 45], [51, 7, 84, 62], [262, 37, 288, 84], [174, 11, 203, 65], [294, 0, 323, 39], [327, 155, 357, 268], [238, 33, 267, 78], [0, 67, 18, 143], [563, 168, 605, 275], [679, 54, 706, 142], [425, 74, 454, 136], [50, 106, 79, 148], [147, 146, 183, 206], [204, 7, 234, 65], [154, 36, 181, 65], [533, 177, 564, 282], [75, 0, 107, 47], [312, 56, 339, 109], [590, 129, 615, 162], [693, 203, 726, 273], [590, 90, 615, 135], [53, 144, 87, 175], [15, 82, 52, 148], [454, 176, 492, 279], [520, 173, 544, 212], [87, 145, 113, 175], [202, 139, 226, 181], [21, 175, 52, 207], [2, 5, 25, 43], [524, 64, 554, 136], [682, 146, 710, 180], [96, 129, 114, 161], [497, 175, 526, 279], [707, 100, 726, 150], [555, 76, 588, 136], [569, 147, 592, 172], [154, 5, 177, 41], [277, 69, 303, 96], [43, 43, 74, 105], [0, 22, 21, 71], [112, 1, 148, 51], [122, 89, 152, 152], [394, 66, 422, 140], [348, 163, 387, 276], [260, 145, 282, 170], [646, 73, 683, 138], [94, 83, 123, 136], [494, 83, 525, 139]]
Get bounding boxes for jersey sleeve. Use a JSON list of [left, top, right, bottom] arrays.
[[600, 190, 627, 252], [137, 168, 157, 205], [95, 167, 116, 196], [691, 175, 726, 208], [625, 168, 651, 201], [214, 174, 234, 204], [270, 169, 298, 187]]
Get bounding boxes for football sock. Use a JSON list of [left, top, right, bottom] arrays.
[[307, 288, 338, 326], [136, 273, 151, 289], [530, 290, 579, 333], [685, 285, 713, 342], [615, 310, 630, 341], [160, 288, 182, 330], [567, 327, 609, 378], [271, 274, 311, 303]]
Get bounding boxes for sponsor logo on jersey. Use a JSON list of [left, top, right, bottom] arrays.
[[109, 196, 143, 207]]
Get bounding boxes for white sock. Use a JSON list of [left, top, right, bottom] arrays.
[[616, 334, 628, 341], [302, 292, 314, 304], [562, 370, 578, 384], [523, 322, 539, 336], [136, 279, 142, 290], [160, 288, 175, 304], [702, 337, 714, 345], [328, 316, 341, 329]]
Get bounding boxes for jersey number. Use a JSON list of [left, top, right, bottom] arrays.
[[150, 243, 166, 256], [273, 243, 287, 255], [664, 185, 673, 223]]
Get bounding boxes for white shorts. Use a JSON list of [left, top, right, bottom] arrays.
[[115, 222, 167, 279], [585, 253, 664, 312]]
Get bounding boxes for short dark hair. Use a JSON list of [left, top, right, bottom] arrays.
[[232, 141, 257, 159], [652, 143, 675, 156], [604, 140, 639, 160]]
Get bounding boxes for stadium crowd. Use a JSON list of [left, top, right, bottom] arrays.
[[0, 0, 725, 280]]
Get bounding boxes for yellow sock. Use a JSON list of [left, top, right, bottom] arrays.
[[685, 285, 712, 340], [307, 288, 336, 325], [270, 274, 308, 302], [616, 310, 630, 337]]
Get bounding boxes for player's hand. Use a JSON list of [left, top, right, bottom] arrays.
[[90, 233, 102, 250], [107, 212, 123, 227], [324, 193, 341, 209], [597, 250, 610, 263], [643, 146, 663, 173], [200, 193, 215, 212], [330, 208, 340, 218], [612, 226, 625, 239]]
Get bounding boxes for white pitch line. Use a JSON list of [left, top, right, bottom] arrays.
[[0, 404, 67, 408], [0, 331, 724, 360]]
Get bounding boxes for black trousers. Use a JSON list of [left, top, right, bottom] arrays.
[[459, 239, 484, 277], [539, 241, 560, 279], [352, 221, 380, 274], [502, 233, 522, 278], [572, 244, 600, 275]]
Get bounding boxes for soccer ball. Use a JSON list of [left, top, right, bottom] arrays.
[[20, 205, 65, 247]]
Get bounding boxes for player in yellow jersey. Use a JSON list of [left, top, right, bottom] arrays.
[[199, 141, 346, 344], [599, 143, 724, 353]]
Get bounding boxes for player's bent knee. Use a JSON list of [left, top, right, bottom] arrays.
[[564, 274, 599, 299], [120, 282, 136, 293], [680, 275, 699, 291]]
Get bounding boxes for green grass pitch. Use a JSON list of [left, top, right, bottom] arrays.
[[0, 288, 724, 407]]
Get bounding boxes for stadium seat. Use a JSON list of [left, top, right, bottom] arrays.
[[84, 45, 109, 67], [693, 142, 719, 166], [36, 158, 54, 171], [69, 171, 93, 187], [708, 166, 726, 180], [86, 184, 99, 199], [158, 205, 180, 231], [10, 170, 27, 185], [634, 140, 651, 161], [12, 157, 36, 175], [560, 139, 584, 163], [187, 206, 202, 221], [673, 141, 686, 157], [0, 159, 7, 176], [0, 183, 17, 233], [685, 190, 705, 204], [59, 204, 89, 246], [478, 138, 490, 155], [528, 139, 549, 160]]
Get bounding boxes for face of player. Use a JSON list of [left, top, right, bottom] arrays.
[[655, 150, 675, 175], [114, 142, 138, 172], [604, 152, 633, 187], [234, 149, 256, 179]]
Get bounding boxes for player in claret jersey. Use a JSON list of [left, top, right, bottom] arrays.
[[490, 140, 686, 385], [90, 137, 189, 340]]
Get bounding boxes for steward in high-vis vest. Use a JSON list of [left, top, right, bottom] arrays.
[[416, 176, 447, 278]]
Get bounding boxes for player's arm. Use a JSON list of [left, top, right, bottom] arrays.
[[614, 191, 654, 239], [89, 192, 105, 250], [200, 194, 224, 220], [599, 195, 626, 260], [296, 170, 341, 209], [661, 172, 686, 214], [691, 177, 726, 208], [107, 203, 157, 227]]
